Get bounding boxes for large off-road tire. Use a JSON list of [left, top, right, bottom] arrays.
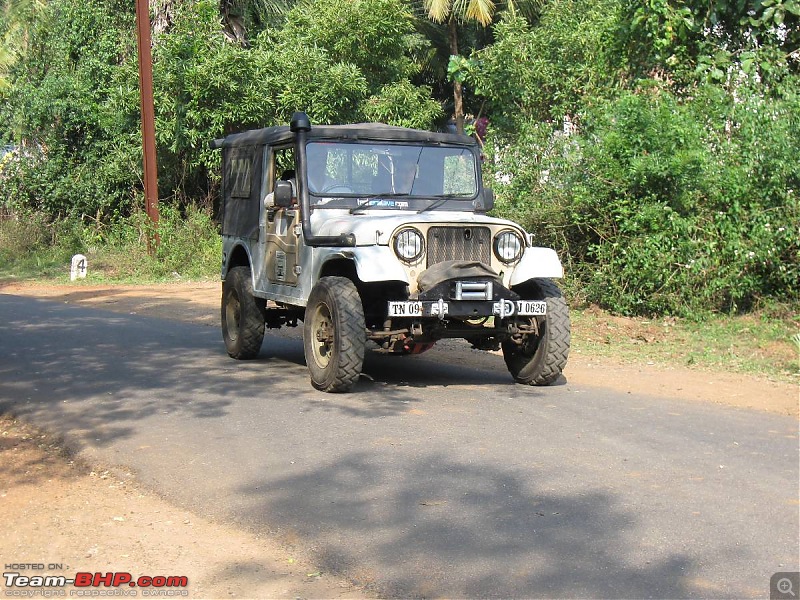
[[303, 276, 366, 392], [221, 266, 266, 359], [502, 278, 570, 385]]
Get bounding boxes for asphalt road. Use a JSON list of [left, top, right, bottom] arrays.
[[1, 293, 798, 598]]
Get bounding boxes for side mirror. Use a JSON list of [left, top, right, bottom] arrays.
[[475, 187, 494, 212], [274, 180, 294, 208]]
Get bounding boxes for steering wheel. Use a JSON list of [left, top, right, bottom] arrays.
[[320, 184, 354, 194]]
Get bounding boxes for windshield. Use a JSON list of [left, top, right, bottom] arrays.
[[305, 141, 478, 208]]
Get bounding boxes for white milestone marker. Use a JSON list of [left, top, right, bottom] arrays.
[[70, 254, 88, 281]]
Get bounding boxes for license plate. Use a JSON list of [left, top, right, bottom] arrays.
[[516, 300, 547, 316], [388, 301, 424, 317]]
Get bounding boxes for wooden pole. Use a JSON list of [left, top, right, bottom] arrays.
[[135, 0, 160, 251]]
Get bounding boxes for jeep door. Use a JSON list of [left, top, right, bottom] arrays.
[[263, 146, 301, 286]]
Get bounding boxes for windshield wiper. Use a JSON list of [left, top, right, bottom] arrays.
[[417, 194, 471, 214]]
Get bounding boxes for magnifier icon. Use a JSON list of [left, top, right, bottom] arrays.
[[778, 578, 796, 597]]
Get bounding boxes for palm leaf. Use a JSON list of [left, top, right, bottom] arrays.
[[463, 0, 494, 25], [423, 0, 452, 24]]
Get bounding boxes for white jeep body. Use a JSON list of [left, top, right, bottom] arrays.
[[212, 113, 570, 392]]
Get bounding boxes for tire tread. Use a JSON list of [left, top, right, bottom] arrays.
[[503, 278, 570, 386], [304, 277, 365, 392], [222, 266, 266, 360]]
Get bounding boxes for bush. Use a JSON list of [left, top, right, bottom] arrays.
[[85, 202, 221, 280], [0, 207, 51, 259], [0, 201, 221, 282], [487, 82, 800, 316], [153, 202, 221, 279]]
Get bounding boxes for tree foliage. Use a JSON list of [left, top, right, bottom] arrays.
[[1, 0, 440, 217], [1, 0, 140, 216], [620, 0, 799, 87], [469, 1, 620, 127], [0, 0, 47, 89], [0, 0, 797, 315], [477, 0, 799, 314]]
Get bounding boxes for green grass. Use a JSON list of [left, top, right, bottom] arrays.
[[570, 306, 799, 384], [0, 204, 221, 285], [0, 247, 76, 281]]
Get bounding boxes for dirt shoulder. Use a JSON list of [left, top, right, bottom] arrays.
[[0, 416, 369, 599], [1, 280, 796, 599]]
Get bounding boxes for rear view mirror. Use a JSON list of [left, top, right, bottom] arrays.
[[274, 180, 294, 208]]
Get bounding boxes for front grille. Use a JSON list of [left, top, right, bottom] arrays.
[[427, 226, 491, 267]]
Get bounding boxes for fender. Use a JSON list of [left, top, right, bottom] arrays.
[[510, 247, 564, 286], [315, 246, 410, 284], [352, 246, 410, 283], [222, 240, 255, 280]]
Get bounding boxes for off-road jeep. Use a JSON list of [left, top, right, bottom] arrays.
[[211, 112, 570, 392]]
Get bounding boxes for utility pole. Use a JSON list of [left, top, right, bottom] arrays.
[[135, 0, 160, 251]]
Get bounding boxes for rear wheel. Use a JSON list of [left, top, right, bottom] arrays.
[[502, 278, 570, 385], [221, 266, 266, 359], [304, 277, 366, 392]]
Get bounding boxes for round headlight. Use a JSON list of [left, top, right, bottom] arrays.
[[393, 228, 424, 263], [494, 230, 524, 264]]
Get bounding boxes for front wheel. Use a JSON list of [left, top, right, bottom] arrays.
[[502, 278, 570, 385], [303, 277, 366, 392], [221, 266, 266, 359]]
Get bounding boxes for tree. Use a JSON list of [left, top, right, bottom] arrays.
[[0, 0, 46, 90], [149, 0, 297, 44], [218, 0, 296, 44], [423, 0, 490, 133], [620, 0, 799, 87], [468, 0, 620, 127], [422, 0, 542, 133]]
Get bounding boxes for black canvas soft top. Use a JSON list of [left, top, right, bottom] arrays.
[[210, 123, 476, 149]]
